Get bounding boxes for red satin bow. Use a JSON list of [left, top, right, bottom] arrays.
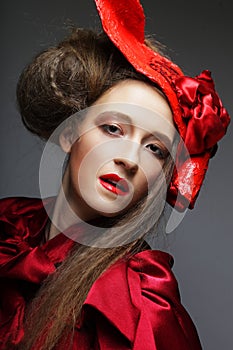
[[176, 70, 230, 155], [169, 70, 231, 210]]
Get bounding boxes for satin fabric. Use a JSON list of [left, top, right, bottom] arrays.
[[175, 70, 230, 155], [0, 197, 202, 349]]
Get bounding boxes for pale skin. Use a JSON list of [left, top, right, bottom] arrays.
[[48, 80, 175, 240]]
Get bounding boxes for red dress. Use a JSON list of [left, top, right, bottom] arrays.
[[0, 197, 202, 349]]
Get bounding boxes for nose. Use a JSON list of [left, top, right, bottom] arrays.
[[114, 157, 139, 175], [113, 140, 141, 175]]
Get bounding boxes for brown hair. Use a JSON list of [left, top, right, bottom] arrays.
[[17, 28, 158, 140], [16, 28, 174, 349]]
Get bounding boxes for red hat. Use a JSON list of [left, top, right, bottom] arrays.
[[95, 0, 230, 211]]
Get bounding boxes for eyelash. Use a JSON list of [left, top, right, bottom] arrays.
[[145, 144, 168, 160], [101, 123, 168, 160], [101, 124, 123, 136]]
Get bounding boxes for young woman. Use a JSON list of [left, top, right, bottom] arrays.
[[0, 0, 230, 349]]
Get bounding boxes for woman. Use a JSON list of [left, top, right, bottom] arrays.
[[0, 0, 230, 349]]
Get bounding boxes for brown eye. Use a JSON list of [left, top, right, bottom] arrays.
[[146, 144, 167, 159], [102, 124, 123, 135]]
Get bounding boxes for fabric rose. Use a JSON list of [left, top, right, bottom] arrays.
[[175, 70, 230, 155]]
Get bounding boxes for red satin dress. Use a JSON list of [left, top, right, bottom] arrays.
[[0, 197, 202, 349]]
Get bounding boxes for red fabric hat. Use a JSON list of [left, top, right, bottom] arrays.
[[94, 0, 231, 211]]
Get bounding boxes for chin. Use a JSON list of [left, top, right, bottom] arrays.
[[97, 208, 126, 218], [97, 201, 137, 219]]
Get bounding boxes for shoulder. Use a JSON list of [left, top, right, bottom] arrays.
[[0, 197, 57, 348], [83, 250, 178, 340], [0, 196, 54, 230], [85, 249, 178, 312], [0, 196, 54, 259], [81, 250, 202, 349], [0, 196, 44, 216]]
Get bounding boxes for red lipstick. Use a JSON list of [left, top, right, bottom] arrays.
[[99, 174, 129, 196]]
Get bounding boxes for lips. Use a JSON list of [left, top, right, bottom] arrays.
[[99, 173, 129, 196]]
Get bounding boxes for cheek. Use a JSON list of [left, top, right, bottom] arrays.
[[69, 134, 100, 172], [132, 168, 160, 202], [140, 157, 164, 188], [68, 138, 109, 197]]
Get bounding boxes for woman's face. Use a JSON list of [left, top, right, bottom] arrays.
[[60, 80, 175, 221]]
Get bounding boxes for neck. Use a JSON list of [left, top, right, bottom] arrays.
[[47, 187, 82, 240], [47, 166, 98, 241]]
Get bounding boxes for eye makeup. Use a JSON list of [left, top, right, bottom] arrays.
[[95, 111, 174, 150]]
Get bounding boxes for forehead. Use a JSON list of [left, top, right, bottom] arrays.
[[93, 79, 174, 125], [83, 80, 175, 139]]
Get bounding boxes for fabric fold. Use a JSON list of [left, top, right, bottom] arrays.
[[0, 197, 74, 347], [81, 250, 202, 349], [0, 197, 202, 349]]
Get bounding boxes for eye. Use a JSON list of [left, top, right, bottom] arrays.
[[101, 124, 123, 136], [146, 143, 168, 160]]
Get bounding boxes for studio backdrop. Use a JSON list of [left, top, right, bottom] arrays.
[[1, 1, 233, 349]]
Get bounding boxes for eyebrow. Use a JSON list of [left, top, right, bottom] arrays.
[[95, 111, 132, 124], [96, 111, 174, 150]]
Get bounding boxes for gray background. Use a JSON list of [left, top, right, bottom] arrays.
[[1, 0, 232, 348]]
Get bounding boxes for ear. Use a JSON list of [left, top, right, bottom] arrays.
[[59, 127, 74, 153]]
